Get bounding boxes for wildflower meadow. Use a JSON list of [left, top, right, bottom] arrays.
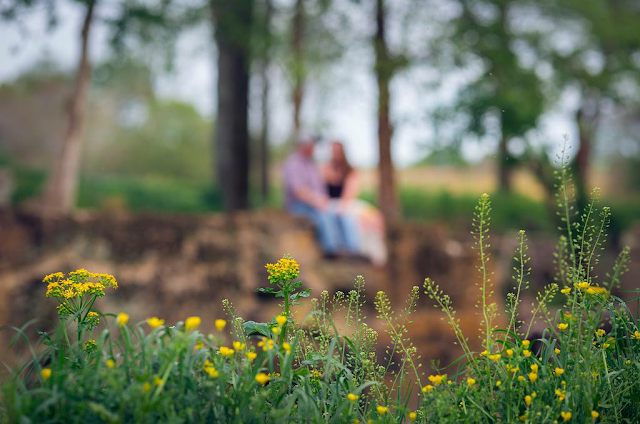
[[1, 158, 640, 423]]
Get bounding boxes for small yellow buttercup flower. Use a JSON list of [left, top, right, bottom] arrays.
[[602, 343, 610, 349], [376, 406, 388, 415], [555, 389, 566, 401], [560, 288, 571, 295], [255, 372, 270, 385], [522, 340, 530, 348], [558, 323, 569, 331], [205, 366, 219, 378], [409, 412, 417, 422], [554, 348, 561, 355], [560, 411, 572, 422], [517, 376, 525, 382], [506, 349, 513, 358], [555, 367, 565, 376], [347, 393, 359, 402], [215, 319, 227, 332], [147, 317, 165, 328], [428, 374, 446, 386], [41, 368, 52, 381], [117, 313, 129, 327], [185, 316, 201, 331], [591, 410, 599, 419], [272, 326, 281, 335], [523, 349, 531, 357], [233, 341, 246, 351], [489, 354, 501, 361], [106, 359, 116, 369], [422, 384, 434, 393], [467, 378, 476, 387], [480, 350, 488, 356], [530, 364, 538, 373], [258, 338, 274, 351], [154, 377, 163, 386], [143, 382, 151, 393], [631, 331, 640, 340], [496, 380, 502, 387], [246, 351, 257, 361], [219, 346, 234, 356], [525, 395, 532, 406], [275, 315, 287, 326], [282, 342, 291, 354], [528, 372, 537, 383], [576, 281, 590, 290]]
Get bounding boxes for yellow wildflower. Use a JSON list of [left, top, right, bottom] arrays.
[[154, 377, 163, 386], [143, 382, 151, 393], [106, 359, 116, 369], [588, 286, 607, 295], [205, 366, 219, 378], [195, 340, 204, 351], [555, 389, 566, 401], [530, 364, 538, 373], [560, 411, 572, 422], [258, 338, 274, 351], [602, 343, 610, 349], [272, 326, 281, 335], [219, 346, 234, 356], [506, 349, 513, 358], [555, 367, 565, 376], [246, 351, 257, 361], [517, 376, 525, 382], [496, 380, 502, 387], [147, 317, 164, 328], [376, 406, 388, 415], [631, 331, 640, 340], [185, 316, 201, 331], [265, 256, 300, 284], [347, 393, 359, 402], [428, 374, 446, 386], [591, 410, 599, 419], [255, 373, 270, 385], [214, 319, 227, 332], [576, 282, 590, 290], [282, 342, 291, 354], [523, 350, 531, 357], [522, 340, 530, 348], [117, 313, 129, 327], [525, 395, 532, 406], [489, 354, 501, 361], [480, 350, 488, 356], [409, 412, 417, 422], [519, 414, 528, 422], [233, 341, 246, 351], [558, 323, 569, 331], [422, 384, 434, 393], [555, 348, 561, 355], [275, 315, 287, 326], [528, 372, 538, 383], [467, 378, 476, 387], [41, 368, 52, 381], [560, 288, 571, 295]]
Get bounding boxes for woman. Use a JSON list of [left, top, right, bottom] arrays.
[[323, 141, 387, 265]]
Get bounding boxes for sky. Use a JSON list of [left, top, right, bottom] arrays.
[[0, 0, 578, 168]]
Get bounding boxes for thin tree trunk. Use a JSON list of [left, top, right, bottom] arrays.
[[259, 0, 273, 203], [211, 0, 253, 211], [291, 0, 305, 141], [374, 0, 400, 227], [575, 106, 594, 209], [42, 0, 96, 214], [498, 136, 511, 192]]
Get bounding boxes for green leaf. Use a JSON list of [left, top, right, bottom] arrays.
[[242, 321, 271, 337]]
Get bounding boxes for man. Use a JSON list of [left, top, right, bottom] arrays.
[[283, 136, 359, 256]]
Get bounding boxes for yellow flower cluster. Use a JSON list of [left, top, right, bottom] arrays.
[[44, 270, 118, 302], [258, 337, 274, 351], [203, 359, 219, 378], [265, 256, 300, 284], [428, 374, 447, 386]]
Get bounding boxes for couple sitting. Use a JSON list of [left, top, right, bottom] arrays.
[[283, 136, 387, 265]]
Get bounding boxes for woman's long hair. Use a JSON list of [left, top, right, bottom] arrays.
[[330, 141, 353, 180]]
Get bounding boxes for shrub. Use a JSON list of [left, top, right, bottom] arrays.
[[1, 148, 639, 423]]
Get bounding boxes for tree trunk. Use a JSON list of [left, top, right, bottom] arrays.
[[259, 0, 273, 203], [42, 0, 96, 214], [498, 136, 511, 192], [575, 107, 593, 209], [374, 0, 400, 227], [211, 0, 254, 211], [291, 0, 305, 141]]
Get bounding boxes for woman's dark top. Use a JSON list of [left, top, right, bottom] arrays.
[[327, 183, 344, 199]]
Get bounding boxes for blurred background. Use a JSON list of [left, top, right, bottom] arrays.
[[1, 0, 639, 366]]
